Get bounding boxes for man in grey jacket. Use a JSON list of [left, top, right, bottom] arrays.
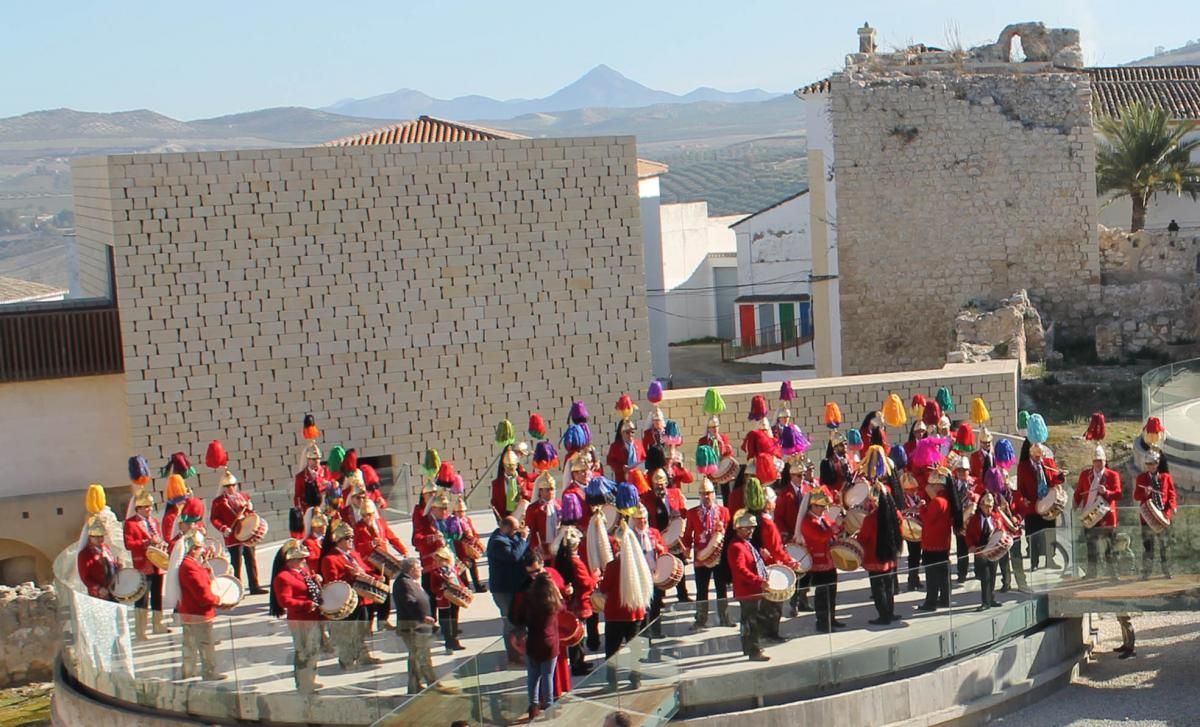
[[393, 558, 436, 693], [486, 516, 530, 663]]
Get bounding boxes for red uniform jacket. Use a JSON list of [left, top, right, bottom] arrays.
[[272, 567, 323, 622], [680, 504, 730, 562], [429, 564, 467, 609], [1134, 471, 1178, 524], [77, 544, 116, 599], [454, 515, 483, 563], [322, 548, 377, 605], [564, 553, 597, 619], [606, 439, 646, 484], [178, 556, 220, 622], [210, 491, 251, 548], [727, 537, 768, 599], [1016, 458, 1066, 518], [353, 516, 408, 575], [699, 432, 734, 459], [162, 502, 182, 542], [757, 516, 794, 569], [741, 429, 780, 461], [412, 524, 447, 571], [669, 462, 694, 489], [411, 502, 436, 543], [642, 428, 666, 453], [491, 470, 535, 519], [966, 510, 1006, 550], [800, 511, 838, 572], [525, 498, 560, 558], [123, 514, 166, 575], [920, 494, 952, 552], [727, 484, 746, 515], [857, 507, 900, 573], [293, 465, 334, 510], [969, 447, 995, 481], [598, 555, 647, 623], [302, 536, 324, 574], [775, 482, 807, 542], [1072, 468, 1122, 528]]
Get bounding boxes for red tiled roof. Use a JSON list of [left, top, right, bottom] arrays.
[[325, 115, 667, 177], [1086, 66, 1200, 120]]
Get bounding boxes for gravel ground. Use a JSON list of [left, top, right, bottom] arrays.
[[996, 612, 1200, 727]]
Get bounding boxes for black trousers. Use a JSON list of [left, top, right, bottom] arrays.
[[1026, 515, 1055, 569], [585, 613, 601, 651], [810, 569, 838, 630], [228, 544, 259, 588], [791, 571, 811, 610], [738, 598, 765, 656], [1084, 526, 1117, 578], [867, 570, 895, 622], [975, 556, 998, 606], [605, 620, 642, 689], [135, 571, 164, 612], [955, 533, 970, 581], [694, 565, 730, 625], [760, 597, 783, 637], [644, 587, 665, 636], [438, 604, 461, 648], [1142, 524, 1171, 575], [906, 541, 923, 583], [921, 550, 951, 608]]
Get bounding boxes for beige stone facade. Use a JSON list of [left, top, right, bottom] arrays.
[[72, 138, 651, 520], [830, 29, 1101, 374]]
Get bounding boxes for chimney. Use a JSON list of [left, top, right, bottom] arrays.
[[858, 22, 877, 54]]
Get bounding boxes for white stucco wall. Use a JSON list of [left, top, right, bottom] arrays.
[[805, 92, 843, 375], [659, 202, 744, 343], [639, 176, 670, 379], [732, 192, 813, 299], [1098, 132, 1200, 230]]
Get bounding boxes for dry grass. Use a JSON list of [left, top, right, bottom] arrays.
[[1045, 419, 1143, 477], [0, 683, 51, 727]]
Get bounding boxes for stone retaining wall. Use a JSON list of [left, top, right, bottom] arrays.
[[0, 583, 58, 688]]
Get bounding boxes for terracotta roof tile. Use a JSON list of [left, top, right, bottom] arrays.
[[325, 115, 667, 178], [1086, 66, 1200, 120]]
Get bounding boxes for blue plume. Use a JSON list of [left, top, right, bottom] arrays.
[[1027, 414, 1049, 445], [889, 444, 908, 470], [562, 423, 590, 452], [586, 476, 616, 502], [616, 482, 640, 512], [994, 438, 1016, 467], [847, 429, 863, 446]]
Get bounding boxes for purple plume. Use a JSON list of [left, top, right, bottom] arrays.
[[561, 492, 584, 522], [779, 380, 795, 402], [647, 380, 664, 404], [780, 424, 810, 455], [983, 467, 1008, 496], [569, 400, 589, 424]]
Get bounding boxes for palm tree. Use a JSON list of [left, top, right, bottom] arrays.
[[1095, 101, 1200, 232]]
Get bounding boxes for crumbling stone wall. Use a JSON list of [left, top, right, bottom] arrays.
[[831, 25, 1100, 374], [950, 290, 1047, 367], [0, 583, 58, 687]]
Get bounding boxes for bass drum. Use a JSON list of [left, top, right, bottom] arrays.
[[320, 581, 360, 620], [557, 611, 585, 648], [111, 568, 147, 604], [785, 543, 812, 573]]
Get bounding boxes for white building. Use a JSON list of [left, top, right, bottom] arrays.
[[729, 192, 815, 366], [657, 201, 744, 344]]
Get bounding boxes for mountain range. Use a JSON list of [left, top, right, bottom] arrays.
[[1128, 39, 1200, 66], [325, 64, 778, 120]]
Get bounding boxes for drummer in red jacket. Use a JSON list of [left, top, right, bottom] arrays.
[[123, 489, 170, 639], [857, 482, 903, 625], [606, 419, 646, 484], [727, 509, 770, 661], [597, 521, 652, 691], [754, 486, 797, 640], [209, 469, 264, 595], [1073, 445, 1122, 579], [78, 516, 118, 601], [321, 520, 381, 669], [1134, 449, 1177, 578], [681, 478, 732, 629], [917, 469, 954, 612], [1016, 441, 1066, 570], [176, 530, 226, 680], [552, 526, 596, 676], [492, 446, 535, 522], [800, 488, 843, 633], [965, 492, 1005, 611], [353, 498, 407, 630], [269, 538, 324, 693], [630, 505, 668, 638]]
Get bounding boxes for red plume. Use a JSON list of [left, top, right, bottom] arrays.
[[749, 395, 769, 421], [1085, 413, 1106, 442], [204, 440, 228, 469], [755, 454, 779, 482], [922, 400, 942, 427], [341, 448, 358, 474], [528, 414, 547, 441]]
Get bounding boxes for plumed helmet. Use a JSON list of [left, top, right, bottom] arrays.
[[134, 489, 156, 508], [733, 508, 758, 529], [332, 521, 354, 541], [182, 529, 206, 551], [282, 538, 310, 561], [698, 477, 716, 494], [86, 516, 107, 537], [219, 469, 238, 487]]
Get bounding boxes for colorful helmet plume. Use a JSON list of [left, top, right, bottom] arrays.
[[952, 423, 977, 453], [935, 386, 954, 413], [435, 462, 459, 491], [420, 448, 440, 478], [561, 491, 584, 522], [341, 449, 358, 474], [1085, 413, 1106, 442], [360, 463, 380, 487], [615, 394, 637, 419], [647, 381, 664, 405], [921, 400, 942, 427], [629, 469, 651, 495], [744, 477, 766, 513], [302, 414, 320, 440], [84, 483, 107, 515], [889, 443, 908, 470], [1026, 414, 1049, 445], [160, 452, 196, 480], [984, 467, 1008, 497], [569, 400, 589, 425], [823, 402, 842, 429], [846, 428, 863, 447], [969, 398, 990, 426], [495, 419, 516, 448], [327, 445, 347, 474], [533, 441, 559, 471], [911, 438, 945, 470], [780, 424, 810, 455], [1143, 416, 1166, 446], [204, 441, 228, 470], [695, 444, 718, 475], [779, 380, 795, 403], [663, 420, 682, 447], [166, 474, 189, 501], [128, 455, 151, 485], [882, 394, 907, 428], [753, 454, 779, 482], [862, 444, 892, 479], [585, 476, 617, 505], [749, 394, 769, 421], [910, 394, 928, 420], [1017, 410, 1030, 432], [562, 423, 590, 454], [703, 388, 726, 416], [180, 495, 205, 523], [615, 481, 640, 515], [994, 438, 1016, 469], [528, 414, 548, 441]]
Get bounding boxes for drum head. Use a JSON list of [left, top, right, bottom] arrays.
[[212, 574, 244, 606], [653, 554, 677, 581], [664, 518, 685, 544], [766, 565, 796, 591], [843, 481, 869, 508], [112, 568, 146, 600], [601, 504, 619, 533], [146, 546, 170, 570], [785, 543, 812, 571], [208, 557, 231, 578], [235, 512, 260, 540]]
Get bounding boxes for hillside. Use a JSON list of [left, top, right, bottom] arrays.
[[1128, 40, 1200, 66]]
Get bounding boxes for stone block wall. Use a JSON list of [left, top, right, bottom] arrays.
[[831, 66, 1101, 374], [72, 138, 651, 524], [0, 583, 58, 687]]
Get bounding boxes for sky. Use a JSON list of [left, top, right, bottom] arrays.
[[4, 0, 1198, 120]]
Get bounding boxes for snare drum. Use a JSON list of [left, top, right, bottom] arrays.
[[697, 528, 725, 568], [443, 580, 474, 609], [1036, 486, 1068, 519], [652, 553, 684, 590], [830, 537, 865, 572], [590, 590, 607, 613], [843, 480, 870, 509], [368, 547, 404, 580], [1080, 499, 1111, 529], [901, 514, 923, 543], [146, 544, 170, 571], [211, 574, 244, 607], [457, 537, 485, 563], [320, 581, 359, 620], [557, 611, 585, 647], [785, 543, 812, 573], [980, 530, 1014, 562], [711, 456, 740, 485], [111, 567, 147, 603], [352, 574, 389, 604], [1140, 500, 1170, 533], [763, 564, 797, 603], [234, 512, 269, 546], [207, 556, 231, 578], [663, 517, 685, 554], [842, 508, 866, 535]]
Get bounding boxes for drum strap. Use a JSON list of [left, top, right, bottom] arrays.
[[302, 571, 322, 604], [1149, 474, 1163, 511], [1085, 470, 1103, 511], [749, 543, 768, 580], [980, 514, 992, 540], [146, 516, 159, 540], [1035, 463, 1048, 500]]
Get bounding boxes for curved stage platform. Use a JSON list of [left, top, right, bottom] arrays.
[[52, 510, 1097, 726]]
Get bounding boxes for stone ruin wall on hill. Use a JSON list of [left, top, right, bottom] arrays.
[[830, 24, 1101, 375]]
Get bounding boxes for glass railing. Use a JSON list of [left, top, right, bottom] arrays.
[[1142, 358, 1200, 462]]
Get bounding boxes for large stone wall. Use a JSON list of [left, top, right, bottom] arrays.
[[0, 583, 58, 687], [72, 138, 651, 524], [831, 51, 1101, 374]]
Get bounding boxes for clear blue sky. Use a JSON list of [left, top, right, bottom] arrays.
[[4, 0, 1196, 120]]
